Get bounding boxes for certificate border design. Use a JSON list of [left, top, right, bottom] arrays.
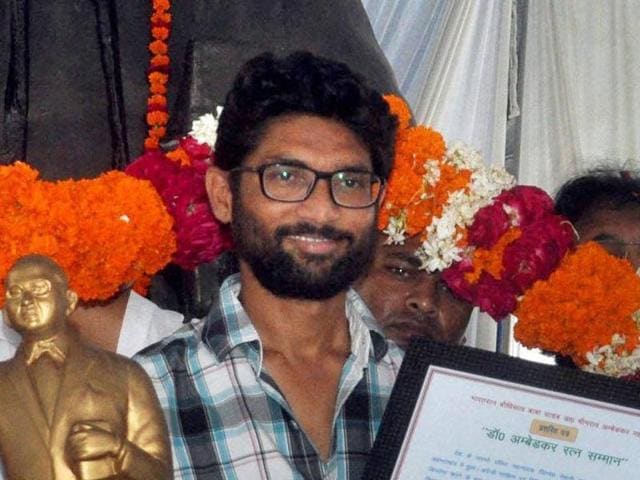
[[363, 339, 640, 479]]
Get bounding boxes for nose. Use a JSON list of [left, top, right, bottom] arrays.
[[20, 291, 35, 306], [405, 282, 439, 317], [297, 177, 340, 223]]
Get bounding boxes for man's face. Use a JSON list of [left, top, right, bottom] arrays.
[[4, 262, 69, 338], [356, 235, 473, 349], [575, 206, 640, 270], [229, 114, 378, 299]]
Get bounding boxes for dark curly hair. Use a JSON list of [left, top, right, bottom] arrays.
[[554, 167, 640, 224], [214, 51, 398, 180]]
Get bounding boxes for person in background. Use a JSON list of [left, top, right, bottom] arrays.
[[135, 51, 402, 479], [356, 234, 472, 349], [552, 167, 640, 368], [555, 168, 640, 270]]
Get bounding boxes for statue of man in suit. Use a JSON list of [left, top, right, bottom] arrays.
[[0, 255, 172, 479]]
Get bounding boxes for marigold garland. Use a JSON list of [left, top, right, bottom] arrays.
[[144, 0, 172, 151], [379, 95, 575, 320], [514, 242, 640, 373], [0, 162, 176, 306], [379, 94, 516, 273]]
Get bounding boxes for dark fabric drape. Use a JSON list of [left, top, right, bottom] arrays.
[[92, 0, 129, 171], [0, 0, 28, 165]]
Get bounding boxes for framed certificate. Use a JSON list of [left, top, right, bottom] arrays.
[[364, 339, 640, 480]]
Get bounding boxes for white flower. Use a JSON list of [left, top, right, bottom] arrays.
[[382, 138, 516, 273], [423, 160, 441, 186], [189, 106, 223, 146], [582, 333, 640, 377], [383, 214, 407, 244]]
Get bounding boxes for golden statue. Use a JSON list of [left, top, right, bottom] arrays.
[[0, 255, 172, 479]]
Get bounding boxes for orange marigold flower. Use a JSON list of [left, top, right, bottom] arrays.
[[464, 228, 522, 283], [0, 164, 176, 305], [149, 39, 168, 55], [384, 94, 412, 130], [151, 54, 170, 68], [148, 71, 169, 85], [144, 137, 160, 150], [153, 0, 170, 12], [152, 26, 170, 40], [151, 12, 171, 24], [166, 147, 192, 167], [150, 83, 167, 95], [146, 110, 169, 125], [147, 94, 167, 107], [514, 242, 640, 366], [149, 126, 167, 138]]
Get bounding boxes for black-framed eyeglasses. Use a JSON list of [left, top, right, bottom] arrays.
[[231, 163, 384, 209]]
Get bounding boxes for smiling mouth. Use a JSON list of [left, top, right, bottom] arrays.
[[286, 234, 343, 255]]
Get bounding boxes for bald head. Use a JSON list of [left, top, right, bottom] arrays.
[[5, 255, 77, 338]]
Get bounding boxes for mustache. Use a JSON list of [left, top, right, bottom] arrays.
[[275, 223, 354, 243]]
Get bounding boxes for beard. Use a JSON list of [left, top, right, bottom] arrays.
[[231, 197, 377, 300]]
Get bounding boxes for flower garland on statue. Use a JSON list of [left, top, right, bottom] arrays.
[[126, 107, 232, 270], [380, 95, 575, 319], [135, 1, 231, 270], [0, 162, 176, 306], [514, 242, 640, 379], [145, 0, 172, 151]]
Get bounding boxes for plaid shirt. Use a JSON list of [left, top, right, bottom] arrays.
[[135, 274, 403, 480]]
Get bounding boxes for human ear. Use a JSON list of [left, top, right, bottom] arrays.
[[65, 290, 78, 316], [377, 183, 387, 207], [205, 166, 233, 223]]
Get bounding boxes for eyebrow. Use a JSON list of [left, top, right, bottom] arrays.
[[267, 157, 373, 172], [591, 233, 625, 242]]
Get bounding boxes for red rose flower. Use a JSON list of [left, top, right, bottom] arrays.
[[442, 259, 476, 303], [473, 272, 519, 320], [467, 202, 511, 248], [502, 218, 575, 293], [499, 186, 555, 226]]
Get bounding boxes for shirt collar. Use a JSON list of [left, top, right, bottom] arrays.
[[202, 274, 389, 367], [201, 274, 261, 364]]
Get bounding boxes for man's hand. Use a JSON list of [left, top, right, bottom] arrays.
[[66, 421, 123, 461]]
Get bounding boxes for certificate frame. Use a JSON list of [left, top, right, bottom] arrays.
[[363, 338, 640, 479]]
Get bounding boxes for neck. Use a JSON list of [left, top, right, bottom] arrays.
[[238, 264, 351, 360], [23, 325, 71, 347], [68, 289, 130, 352]]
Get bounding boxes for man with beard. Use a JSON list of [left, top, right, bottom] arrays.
[[355, 234, 473, 349], [135, 51, 402, 479]]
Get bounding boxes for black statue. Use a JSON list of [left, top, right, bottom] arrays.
[[0, 0, 399, 179]]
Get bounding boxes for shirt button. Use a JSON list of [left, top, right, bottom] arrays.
[[289, 419, 298, 430]]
